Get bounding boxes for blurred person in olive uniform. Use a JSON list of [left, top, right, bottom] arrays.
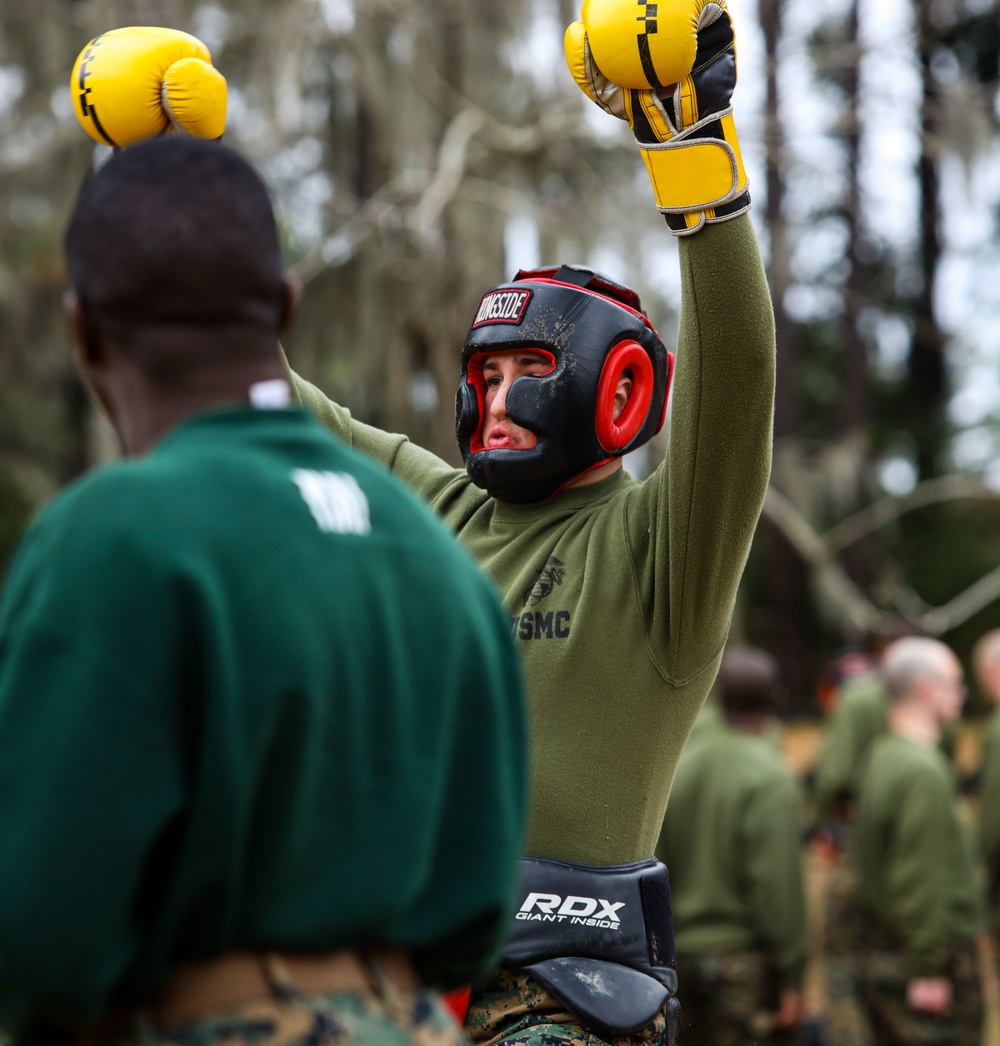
[[973, 628, 1000, 947], [811, 654, 890, 1046], [812, 654, 887, 825], [843, 637, 985, 1046], [656, 646, 808, 1046]]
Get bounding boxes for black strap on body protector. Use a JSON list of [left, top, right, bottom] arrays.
[[501, 855, 679, 1039]]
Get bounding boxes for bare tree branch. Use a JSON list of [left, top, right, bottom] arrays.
[[914, 562, 1000, 635], [762, 487, 891, 633], [406, 108, 486, 253], [765, 479, 1000, 635], [823, 474, 999, 553]]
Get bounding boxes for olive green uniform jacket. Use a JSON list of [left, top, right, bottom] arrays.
[[855, 734, 985, 977], [656, 722, 808, 991], [813, 672, 888, 817], [978, 706, 1000, 925]]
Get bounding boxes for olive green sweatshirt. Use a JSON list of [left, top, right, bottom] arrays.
[[813, 673, 889, 816], [814, 673, 960, 819], [855, 734, 985, 976], [287, 214, 775, 865], [655, 723, 808, 990], [977, 707, 1000, 896]]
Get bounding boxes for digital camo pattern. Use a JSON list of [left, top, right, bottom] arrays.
[[465, 968, 672, 1046], [820, 850, 876, 1046], [822, 854, 982, 1046], [856, 937, 982, 1046], [673, 949, 802, 1046], [72, 986, 469, 1046]]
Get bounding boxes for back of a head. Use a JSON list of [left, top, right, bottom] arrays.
[[972, 628, 1000, 689], [969, 628, 1000, 707], [717, 646, 782, 718], [882, 636, 950, 702], [65, 137, 285, 357]]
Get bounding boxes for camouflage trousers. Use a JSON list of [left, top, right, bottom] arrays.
[[465, 968, 673, 1046], [855, 937, 982, 1046], [672, 949, 803, 1046], [824, 873, 982, 1046], [821, 850, 876, 1046], [65, 982, 469, 1046]]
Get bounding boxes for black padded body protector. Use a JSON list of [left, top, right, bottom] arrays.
[[501, 855, 681, 1041]]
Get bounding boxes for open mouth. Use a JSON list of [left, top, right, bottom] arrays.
[[487, 433, 524, 449]]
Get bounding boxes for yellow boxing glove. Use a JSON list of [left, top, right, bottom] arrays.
[[565, 0, 749, 235], [70, 26, 227, 148]]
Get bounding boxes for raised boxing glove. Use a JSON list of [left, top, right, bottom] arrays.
[[565, 0, 749, 235], [70, 26, 227, 148]]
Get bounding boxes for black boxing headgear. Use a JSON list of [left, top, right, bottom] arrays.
[[456, 265, 674, 504]]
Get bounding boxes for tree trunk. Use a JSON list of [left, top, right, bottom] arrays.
[[908, 0, 948, 480], [760, 0, 796, 442], [757, 0, 815, 715], [838, 0, 876, 596]]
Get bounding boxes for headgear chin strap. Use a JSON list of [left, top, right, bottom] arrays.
[[456, 265, 673, 504]]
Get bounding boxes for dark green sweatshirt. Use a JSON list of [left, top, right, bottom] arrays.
[[813, 673, 889, 816], [979, 708, 1000, 894], [0, 408, 527, 1036], [655, 723, 808, 989], [856, 734, 985, 976], [288, 215, 776, 864]]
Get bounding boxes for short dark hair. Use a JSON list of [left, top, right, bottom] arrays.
[[65, 137, 285, 338], [717, 646, 782, 716]]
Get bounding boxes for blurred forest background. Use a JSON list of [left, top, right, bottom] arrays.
[[1, 0, 1000, 715]]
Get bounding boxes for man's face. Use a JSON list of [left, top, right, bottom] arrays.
[[480, 349, 552, 450]]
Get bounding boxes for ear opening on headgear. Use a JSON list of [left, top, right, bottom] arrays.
[[596, 340, 654, 453]]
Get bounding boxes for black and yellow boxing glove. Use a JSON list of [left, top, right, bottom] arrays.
[[565, 0, 749, 235], [70, 26, 227, 148]]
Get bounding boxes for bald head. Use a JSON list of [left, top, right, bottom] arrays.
[[882, 636, 962, 706], [65, 137, 287, 375]]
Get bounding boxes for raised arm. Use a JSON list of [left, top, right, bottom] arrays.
[[565, 0, 775, 682], [659, 215, 774, 678]]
